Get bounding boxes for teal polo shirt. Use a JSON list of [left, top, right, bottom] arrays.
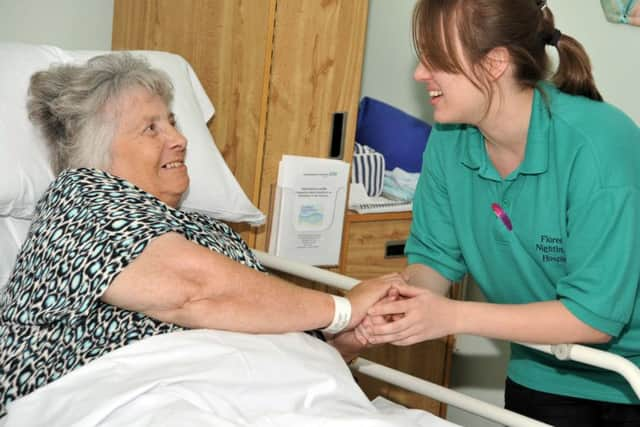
[[406, 82, 640, 403]]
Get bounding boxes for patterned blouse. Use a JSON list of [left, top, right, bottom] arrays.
[[0, 168, 265, 417]]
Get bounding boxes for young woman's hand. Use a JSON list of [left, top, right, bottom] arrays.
[[363, 282, 458, 346], [345, 273, 407, 330]]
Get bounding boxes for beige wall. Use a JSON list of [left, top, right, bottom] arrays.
[[0, 0, 113, 50]]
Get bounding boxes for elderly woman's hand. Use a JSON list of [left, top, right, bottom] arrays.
[[362, 282, 458, 346], [325, 328, 370, 363], [345, 273, 406, 330], [327, 290, 400, 361]]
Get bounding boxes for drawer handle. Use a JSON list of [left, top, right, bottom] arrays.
[[384, 240, 406, 258]]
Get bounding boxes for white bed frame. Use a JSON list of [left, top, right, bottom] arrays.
[[254, 250, 640, 427]]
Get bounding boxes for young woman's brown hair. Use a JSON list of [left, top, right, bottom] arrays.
[[412, 0, 602, 102]]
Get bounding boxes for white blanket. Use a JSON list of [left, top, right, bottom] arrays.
[[3, 329, 457, 427]]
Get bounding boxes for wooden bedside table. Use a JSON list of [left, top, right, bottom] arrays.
[[339, 210, 457, 418], [339, 210, 413, 279]]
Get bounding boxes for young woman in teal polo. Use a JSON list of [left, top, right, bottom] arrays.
[[361, 0, 640, 425]]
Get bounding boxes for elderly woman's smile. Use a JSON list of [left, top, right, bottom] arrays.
[[109, 86, 189, 208]]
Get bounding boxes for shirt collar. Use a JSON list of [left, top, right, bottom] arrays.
[[460, 83, 552, 179]]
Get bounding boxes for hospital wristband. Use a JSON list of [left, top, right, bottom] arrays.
[[321, 295, 352, 334]]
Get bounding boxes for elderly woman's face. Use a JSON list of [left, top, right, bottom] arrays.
[[109, 87, 189, 207]]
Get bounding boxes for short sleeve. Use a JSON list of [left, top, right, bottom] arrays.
[[6, 169, 183, 324], [405, 129, 467, 281], [558, 149, 640, 337]]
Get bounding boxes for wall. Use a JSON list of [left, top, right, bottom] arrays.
[[359, 0, 435, 123], [360, 1, 640, 426], [0, 0, 113, 50]]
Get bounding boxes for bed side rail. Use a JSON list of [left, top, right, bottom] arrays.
[[254, 250, 552, 426], [254, 250, 640, 424], [518, 343, 640, 399]]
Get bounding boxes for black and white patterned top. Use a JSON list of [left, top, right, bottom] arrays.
[[0, 168, 265, 417]]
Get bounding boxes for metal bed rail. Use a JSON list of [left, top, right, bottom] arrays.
[[254, 250, 640, 427], [519, 343, 640, 399]]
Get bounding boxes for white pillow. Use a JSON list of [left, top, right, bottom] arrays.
[[0, 44, 60, 218], [0, 216, 32, 289], [0, 42, 265, 225]]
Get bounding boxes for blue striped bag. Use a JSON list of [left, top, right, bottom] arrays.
[[351, 142, 385, 197]]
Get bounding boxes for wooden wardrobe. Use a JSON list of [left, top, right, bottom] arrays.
[[112, 0, 454, 418]]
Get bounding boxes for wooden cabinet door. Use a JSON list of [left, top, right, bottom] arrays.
[[253, 0, 368, 250]]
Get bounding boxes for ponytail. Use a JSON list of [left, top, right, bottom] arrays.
[[411, 0, 603, 103], [541, 10, 603, 101]]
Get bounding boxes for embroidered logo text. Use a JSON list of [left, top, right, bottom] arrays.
[[536, 234, 566, 263]]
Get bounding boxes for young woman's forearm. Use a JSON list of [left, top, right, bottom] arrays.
[[454, 299, 611, 344], [366, 284, 610, 346], [403, 263, 451, 295]]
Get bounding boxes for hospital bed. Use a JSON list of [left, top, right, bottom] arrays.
[[1, 42, 640, 427]]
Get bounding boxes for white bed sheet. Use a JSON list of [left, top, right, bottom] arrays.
[[2, 329, 458, 427]]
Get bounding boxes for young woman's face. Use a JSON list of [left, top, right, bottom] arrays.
[[414, 60, 488, 125], [109, 87, 189, 207], [413, 20, 492, 126]]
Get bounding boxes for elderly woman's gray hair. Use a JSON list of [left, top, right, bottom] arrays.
[[27, 52, 174, 173]]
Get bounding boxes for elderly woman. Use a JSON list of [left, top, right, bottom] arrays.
[[0, 53, 398, 416]]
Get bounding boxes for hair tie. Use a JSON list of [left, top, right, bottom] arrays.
[[546, 29, 562, 47], [537, 0, 548, 10]]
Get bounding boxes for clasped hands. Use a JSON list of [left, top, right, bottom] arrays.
[[328, 273, 456, 361]]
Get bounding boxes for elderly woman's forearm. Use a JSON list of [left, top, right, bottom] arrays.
[[147, 290, 333, 333], [102, 232, 335, 332]]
